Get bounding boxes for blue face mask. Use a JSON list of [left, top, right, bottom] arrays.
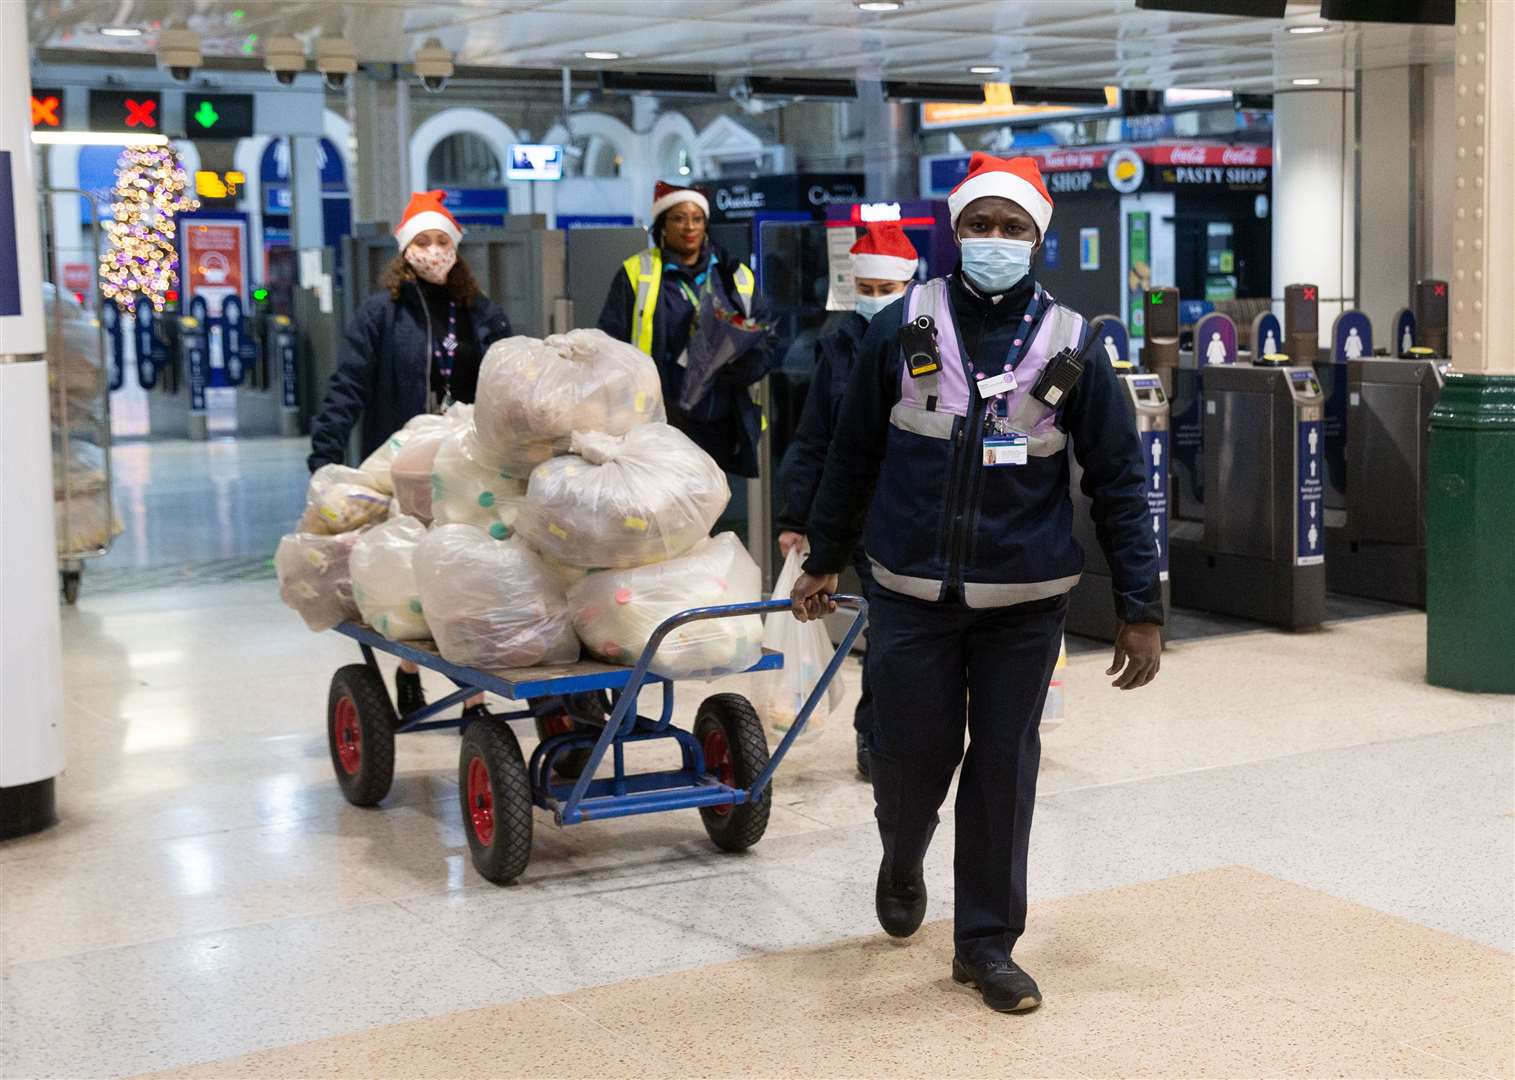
[[959, 237, 1034, 294], [855, 291, 904, 322]]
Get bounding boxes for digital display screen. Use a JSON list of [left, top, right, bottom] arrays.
[[506, 144, 564, 181]]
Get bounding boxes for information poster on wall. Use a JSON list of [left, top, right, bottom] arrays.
[[1295, 409, 1324, 567], [825, 225, 858, 312], [1079, 227, 1100, 271], [1126, 212, 1150, 336], [180, 216, 248, 313]]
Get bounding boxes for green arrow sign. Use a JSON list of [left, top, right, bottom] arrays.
[[193, 100, 220, 129]]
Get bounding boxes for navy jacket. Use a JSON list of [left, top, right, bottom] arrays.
[[804, 273, 1162, 625], [777, 312, 869, 533], [597, 244, 776, 477], [308, 284, 511, 472]]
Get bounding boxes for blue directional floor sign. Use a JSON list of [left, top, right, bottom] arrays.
[[1147, 428, 1170, 580]]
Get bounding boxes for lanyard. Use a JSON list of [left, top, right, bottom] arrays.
[[965, 284, 1044, 390], [432, 301, 458, 378]]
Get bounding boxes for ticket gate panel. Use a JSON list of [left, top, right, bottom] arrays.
[[1066, 372, 1171, 641], [1205, 386, 1280, 561], [1168, 364, 1326, 630]]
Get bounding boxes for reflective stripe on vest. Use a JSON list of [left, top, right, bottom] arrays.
[[623, 250, 757, 356], [892, 278, 1085, 458]]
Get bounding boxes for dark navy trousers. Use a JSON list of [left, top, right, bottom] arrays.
[[863, 585, 1066, 964], [850, 550, 876, 737]]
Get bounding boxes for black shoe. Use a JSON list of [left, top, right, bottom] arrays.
[[855, 731, 871, 781], [875, 858, 927, 938], [395, 669, 426, 716], [951, 955, 1042, 1013], [461, 703, 491, 724]]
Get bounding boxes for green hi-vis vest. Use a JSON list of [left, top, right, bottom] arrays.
[[621, 248, 756, 356]]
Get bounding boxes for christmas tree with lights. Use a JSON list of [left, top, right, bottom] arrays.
[[98, 143, 199, 313]]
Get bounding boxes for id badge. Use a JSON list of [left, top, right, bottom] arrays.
[[983, 433, 1028, 467]]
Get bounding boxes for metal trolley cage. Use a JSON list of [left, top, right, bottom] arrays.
[[328, 596, 866, 882], [40, 188, 114, 604]]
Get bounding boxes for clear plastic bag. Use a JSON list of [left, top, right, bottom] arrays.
[[359, 413, 452, 494], [567, 533, 762, 679], [516, 424, 729, 569], [414, 524, 581, 670], [298, 464, 391, 535], [473, 330, 665, 475], [391, 412, 469, 523], [430, 427, 528, 540], [349, 515, 430, 640], [276, 528, 366, 632], [756, 548, 842, 738]]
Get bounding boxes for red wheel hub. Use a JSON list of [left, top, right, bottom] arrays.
[[467, 756, 495, 846], [333, 696, 362, 775], [703, 726, 734, 817]]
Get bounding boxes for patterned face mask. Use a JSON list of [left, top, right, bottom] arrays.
[[405, 243, 456, 285]]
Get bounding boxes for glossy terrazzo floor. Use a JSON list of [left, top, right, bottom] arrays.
[[3, 438, 1512, 1080]]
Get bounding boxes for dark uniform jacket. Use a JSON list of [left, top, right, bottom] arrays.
[[804, 272, 1162, 625], [308, 283, 511, 471], [777, 312, 869, 533]]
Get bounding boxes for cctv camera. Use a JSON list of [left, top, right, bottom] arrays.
[[413, 37, 453, 93], [317, 37, 357, 92], [157, 28, 202, 82], [264, 36, 306, 87]]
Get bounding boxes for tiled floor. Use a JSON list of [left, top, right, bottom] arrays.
[[4, 437, 1512, 1079]]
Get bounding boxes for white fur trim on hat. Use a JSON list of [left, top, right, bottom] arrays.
[[948, 172, 1053, 238], [395, 210, 462, 251], [851, 253, 918, 281], [651, 187, 709, 222]]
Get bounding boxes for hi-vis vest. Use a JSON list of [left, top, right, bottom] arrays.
[[622, 249, 756, 356], [865, 277, 1090, 608]]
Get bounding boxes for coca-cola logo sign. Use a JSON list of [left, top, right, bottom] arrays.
[[1167, 146, 1208, 165], [1222, 146, 1262, 165]]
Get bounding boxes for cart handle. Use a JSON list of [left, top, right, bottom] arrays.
[[560, 595, 869, 815]]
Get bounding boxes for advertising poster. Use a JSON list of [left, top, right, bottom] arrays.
[[1126, 211, 1150, 336], [181, 216, 248, 313]]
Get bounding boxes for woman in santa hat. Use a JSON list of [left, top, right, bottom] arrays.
[[309, 190, 512, 473], [308, 190, 512, 720], [775, 222, 920, 781], [597, 181, 773, 478]]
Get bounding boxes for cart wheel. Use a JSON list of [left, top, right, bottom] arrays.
[[534, 692, 611, 780], [60, 570, 81, 606], [459, 719, 533, 885], [327, 664, 397, 807], [694, 693, 771, 853]]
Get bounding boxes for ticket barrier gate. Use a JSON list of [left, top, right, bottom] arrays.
[[134, 298, 210, 441], [1168, 362, 1327, 629], [236, 307, 302, 437], [1067, 361, 1171, 641]]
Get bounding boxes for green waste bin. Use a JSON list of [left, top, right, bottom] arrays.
[[1425, 372, 1515, 692]]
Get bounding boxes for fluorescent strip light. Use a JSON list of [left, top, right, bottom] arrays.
[[969, 66, 1000, 75], [32, 131, 170, 146], [1288, 25, 1327, 34], [100, 26, 143, 37], [856, 1, 902, 11], [584, 50, 621, 60], [1291, 77, 1322, 86]]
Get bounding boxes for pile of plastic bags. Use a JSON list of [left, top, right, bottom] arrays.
[[277, 325, 765, 682]]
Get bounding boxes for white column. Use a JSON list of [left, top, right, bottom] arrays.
[[1451, 0, 1513, 375], [347, 74, 410, 224], [1272, 88, 1356, 344], [0, 0, 66, 833], [1357, 67, 1413, 333]]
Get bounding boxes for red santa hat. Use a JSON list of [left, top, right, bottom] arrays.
[[394, 190, 462, 251], [947, 153, 1054, 238], [850, 223, 919, 281], [651, 180, 710, 222]]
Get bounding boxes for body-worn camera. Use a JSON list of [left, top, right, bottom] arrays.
[[899, 314, 942, 378], [1030, 347, 1085, 408]]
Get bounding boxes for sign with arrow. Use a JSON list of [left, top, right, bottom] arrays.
[[187, 93, 254, 139]]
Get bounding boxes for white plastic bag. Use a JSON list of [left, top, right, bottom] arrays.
[[474, 329, 665, 474], [413, 524, 581, 669], [349, 515, 430, 640], [757, 548, 844, 738], [430, 426, 528, 540], [567, 533, 763, 679], [298, 464, 390, 535], [275, 529, 366, 632], [516, 424, 729, 569], [391, 411, 469, 522], [359, 413, 452, 494]]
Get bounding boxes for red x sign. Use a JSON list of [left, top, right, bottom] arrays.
[[31, 94, 61, 128], [125, 98, 157, 128], [1434, 283, 1446, 297], [1302, 285, 1317, 301]]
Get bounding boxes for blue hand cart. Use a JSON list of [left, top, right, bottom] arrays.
[[326, 596, 866, 884]]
